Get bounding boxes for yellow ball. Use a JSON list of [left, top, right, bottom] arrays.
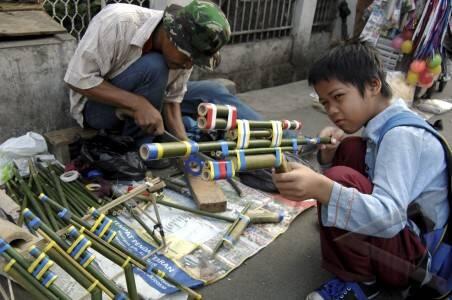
[[406, 70, 419, 85], [430, 64, 442, 75], [401, 40, 413, 54]]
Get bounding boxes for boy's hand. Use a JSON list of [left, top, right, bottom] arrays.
[[318, 126, 345, 164], [272, 162, 333, 203]]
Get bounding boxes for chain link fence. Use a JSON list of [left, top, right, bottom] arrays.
[[42, 0, 295, 43]]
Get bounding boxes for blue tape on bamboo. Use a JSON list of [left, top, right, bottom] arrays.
[[38, 193, 48, 203], [41, 271, 58, 288], [140, 143, 163, 160], [79, 251, 96, 268], [292, 138, 298, 154], [94, 218, 113, 239], [274, 148, 282, 167], [182, 140, 199, 157], [236, 150, 247, 171], [115, 292, 128, 300], [0, 239, 11, 255], [57, 208, 72, 222], [184, 154, 204, 176], [208, 160, 235, 180], [31, 257, 53, 280], [220, 141, 229, 158]]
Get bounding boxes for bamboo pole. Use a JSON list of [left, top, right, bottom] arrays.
[[140, 137, 331, 160]]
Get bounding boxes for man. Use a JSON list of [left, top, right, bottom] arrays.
[[64, 0, 262, 146]]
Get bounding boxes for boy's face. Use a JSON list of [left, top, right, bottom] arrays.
[[315, 79, 376, 134]]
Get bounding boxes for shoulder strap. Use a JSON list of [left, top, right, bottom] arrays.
[[378, 111, 452, 243]]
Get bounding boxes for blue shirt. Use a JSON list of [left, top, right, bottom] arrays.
[[321, 99, 449, 238]]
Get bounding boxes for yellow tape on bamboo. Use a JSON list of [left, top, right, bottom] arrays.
[[36, 260, 54, 280], [4, 259, 16, 272], [67, 234, 85, 254], [43, 240, 56, 253], [87, 280, 99, 292], [90, 214, 105, 232], [27, 253, 46, 273], [121, 256, 132, 268]]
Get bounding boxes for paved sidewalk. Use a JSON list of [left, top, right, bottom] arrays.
[[199, 80, 452, 300]]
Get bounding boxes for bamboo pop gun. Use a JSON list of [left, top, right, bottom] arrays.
[[118, 102, 332, 181]]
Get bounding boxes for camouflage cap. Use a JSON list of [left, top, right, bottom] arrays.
[[163, 0, 231, 71]]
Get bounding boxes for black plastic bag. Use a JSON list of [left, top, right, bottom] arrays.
[[77, 131, 146, 180]]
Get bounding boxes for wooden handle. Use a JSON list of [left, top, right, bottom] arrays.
[[275, 156, 291, 173]]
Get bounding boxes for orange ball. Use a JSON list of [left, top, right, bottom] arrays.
[[401, 40, 413, 54], [410, 60, 426, 73], [406, 70, 419, 85], [419, 71, 434, 86]]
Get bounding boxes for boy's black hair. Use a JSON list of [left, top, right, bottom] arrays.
[[308, 40, 392, 99]]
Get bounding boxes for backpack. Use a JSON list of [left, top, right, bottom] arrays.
[[378, 111, 452, 299]]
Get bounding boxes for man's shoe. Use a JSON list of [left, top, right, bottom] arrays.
[[306, 278, 381, 300]]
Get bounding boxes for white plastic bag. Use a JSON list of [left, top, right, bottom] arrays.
[[0, 132, 48, 185]]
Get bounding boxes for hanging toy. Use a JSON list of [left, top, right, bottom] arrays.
[[401, 40, 413, 54], [406, 70, 420, 85], [427, 54, 442, 68], [410, 60, 427, 73], [391, 35, 404, 50], [418, 70, 434, 87]]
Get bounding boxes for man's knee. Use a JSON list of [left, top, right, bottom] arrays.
[[140, 53, 169, 88]]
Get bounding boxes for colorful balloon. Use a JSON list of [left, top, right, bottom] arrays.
[[406, 70, 419, 85], [401, 40, 413, 54], [410, 60, 427, 73], [419, 71, 434, 86], [428, 54, 442, 68], [391, 36, 404, 50], [430, 64, 442, 75], [402, 30, 414, 40]]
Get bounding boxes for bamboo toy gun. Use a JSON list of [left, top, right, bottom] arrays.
[[137, 103, 333, 180]]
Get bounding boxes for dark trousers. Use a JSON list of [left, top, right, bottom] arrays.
[[319, 137, 427, 288], [83, 52, 263, 146]]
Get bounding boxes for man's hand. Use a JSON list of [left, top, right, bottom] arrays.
[[318, 126, 345, 165], [272, 162, 334, 203], [131, 97, 164, 135]]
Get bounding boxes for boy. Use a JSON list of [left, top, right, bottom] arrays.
[[273, 42, 450, 299]]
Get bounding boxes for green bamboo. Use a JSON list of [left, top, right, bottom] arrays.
[[23, 209, 121, 297], [148, 267, 202, 300], [1, 252, 58, 300], [214, 146, 295, 157], [4, 244, 71, 300], [30, 165, 59, 231], [226, 129, 272, 140], [50, 168, 69, 208], [212, 203, 251, 255], [197, 103, 231, 118], [3, 259, 49, 300], [130, 209, 162, 246], [15, 170, 51, 226], [124, 264, 139, 300], [141, 137, 331, 160], [44, 246, 104, 298]]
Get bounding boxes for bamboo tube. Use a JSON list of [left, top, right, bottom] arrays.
[[212, 203, 251, 255], [197, 103, 231, 118], [1, 251, 58, 300], [2, 256, 49, 300], [50, 168, 69, 208], [2, 242, 71, 300], [213, 146, 296, 158], [199, 118, 302, 130], [22, 209, 119, 297], [275, 156, 292, 173], [31, 171, 59, 231], [38, 194, 148, 269], [141, 137, 331, 160], [124, 264, 138, 300], [38, 229, 117, 298], [15, 172, 51, 227], [130, 209, 162, 246], [43, 246, 104, 299], [226, 129, 272, 140]]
